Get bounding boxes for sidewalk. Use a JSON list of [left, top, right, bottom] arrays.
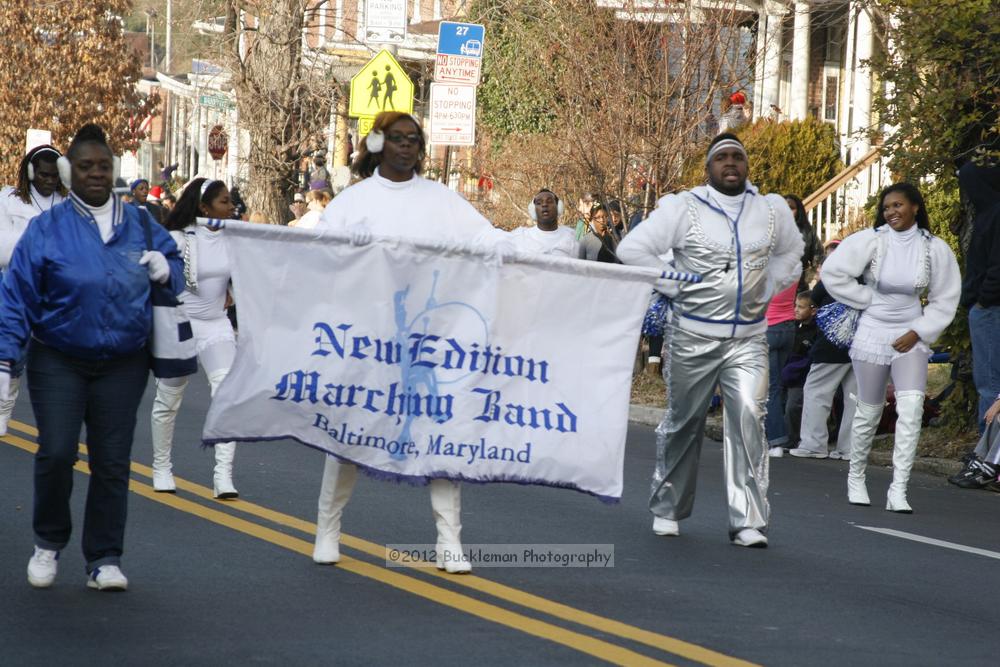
[[629, 403, 963, 477]]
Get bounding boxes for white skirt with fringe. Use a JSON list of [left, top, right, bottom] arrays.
[[849, 318, 930, 366]]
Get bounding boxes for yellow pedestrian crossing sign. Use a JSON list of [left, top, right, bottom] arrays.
[[349, 50, 413, 117]]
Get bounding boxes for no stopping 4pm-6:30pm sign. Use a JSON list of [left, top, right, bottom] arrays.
[[428, 83, 476, 146]]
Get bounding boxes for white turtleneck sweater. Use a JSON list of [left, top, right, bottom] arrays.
[[317, 168, 506, 247], [87, 195, 115, 243], [866, 224, 922, 324], [820, 224, 961, 344]]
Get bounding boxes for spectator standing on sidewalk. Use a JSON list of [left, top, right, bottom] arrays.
[[789, 271, 857, 460]]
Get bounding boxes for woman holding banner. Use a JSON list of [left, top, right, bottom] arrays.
[[150, 178, 241, 499], [315, 111, 510, 573]]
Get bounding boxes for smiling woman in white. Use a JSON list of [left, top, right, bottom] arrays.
[[821, 183, 960, 513], [315, 111, 508, 573]]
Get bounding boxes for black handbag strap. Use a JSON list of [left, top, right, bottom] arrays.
[[139, 208, 153, 252]]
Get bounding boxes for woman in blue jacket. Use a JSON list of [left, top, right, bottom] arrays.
[[0, 124, 183, 592]]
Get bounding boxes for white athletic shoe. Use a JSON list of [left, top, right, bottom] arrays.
[[768, 446, 784, 458], [732, 528, 768, 548], [27, 547, 59, 588], [652, 517, 679, 536], [828, 451, 848, 460], [87, 565, 128, 591], [789, 447, 828, 459]]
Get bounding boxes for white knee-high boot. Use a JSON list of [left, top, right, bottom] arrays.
[[848, 398, 885, 506], [887, 391, 924, 513], [0, 375, 20, 436], [207, 369, 238, 499], [313, 457, 358, 564], [430, 479, 471, 574], [151, 379, 187, 492]]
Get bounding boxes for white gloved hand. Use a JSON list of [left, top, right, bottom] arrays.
[[653, 277, 682, 299], [347, 222, 373, 246], [0, 362, 11, 403], [485, 240, 518, 267], [139, 250, 170, 284]]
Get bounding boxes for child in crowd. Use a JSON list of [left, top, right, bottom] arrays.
[[950, 394, 1000, 491], [781, 290, 818, 450]]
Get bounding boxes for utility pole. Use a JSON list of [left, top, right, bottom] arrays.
[[165, 0, 172, 73]]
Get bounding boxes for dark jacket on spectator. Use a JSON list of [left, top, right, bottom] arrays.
[[961, 204, 1000, 308]]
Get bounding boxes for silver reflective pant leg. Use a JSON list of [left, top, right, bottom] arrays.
[[649, 326, 725, 522], [718, 334, 770, 538]]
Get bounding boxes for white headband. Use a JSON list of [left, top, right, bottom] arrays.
[[706, 139, 747, 164], [200, 179, 218, 198]]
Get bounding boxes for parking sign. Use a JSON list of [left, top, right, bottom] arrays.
[[435, 21, 485, 85]]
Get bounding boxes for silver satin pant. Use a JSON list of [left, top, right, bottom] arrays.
[[650, 324, 770, 537]]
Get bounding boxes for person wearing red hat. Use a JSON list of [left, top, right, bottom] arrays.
[[720, 92, 749, 132], [148, 185, 163, 203]]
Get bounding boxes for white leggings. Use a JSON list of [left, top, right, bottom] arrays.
[[852, 348, 928, 405], [159, 340, 236, 389]]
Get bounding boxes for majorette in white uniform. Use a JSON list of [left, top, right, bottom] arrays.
[[149, 179, 240, 499], [820, 196, 959, 512]]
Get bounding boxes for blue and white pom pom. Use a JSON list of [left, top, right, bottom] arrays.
[[816, 301, 860, 349], [642, 293, 672, 338]]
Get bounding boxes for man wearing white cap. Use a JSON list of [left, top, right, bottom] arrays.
[[617, 133, 804, 547]]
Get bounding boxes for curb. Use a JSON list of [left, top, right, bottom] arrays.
[[629, 403, 963, 477]]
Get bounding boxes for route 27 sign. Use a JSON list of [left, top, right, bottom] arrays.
[[434, 21, 485, 86]]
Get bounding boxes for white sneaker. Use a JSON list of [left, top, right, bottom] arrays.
[[828, 451, 848, 460], [732, 528, 768, 548], [789, 447, 828, 459], [768, 446, 784, 458], [652, 517, 679, 536], [27, 547, 59, 588], [87, 565, 128, 591]]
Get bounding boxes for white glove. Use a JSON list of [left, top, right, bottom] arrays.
[[139, 250, 170, 284], [0, 362, 10, 403], [653, 277, 682, 299], [347, 222, 373, 246], [484, 240, 518, 267]]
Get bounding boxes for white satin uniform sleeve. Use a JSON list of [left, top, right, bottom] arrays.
[[764, 193, 805, 296], [616, 194, 690, 297], [819, 228, 877, 310], [911, 236, 961, 344]]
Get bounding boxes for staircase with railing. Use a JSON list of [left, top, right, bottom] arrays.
[[803, 147, 892, 242]]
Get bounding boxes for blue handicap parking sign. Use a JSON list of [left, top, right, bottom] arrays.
[[437, 22, 485, 59]]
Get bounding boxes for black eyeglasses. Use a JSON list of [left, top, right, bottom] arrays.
[[386, 132, 421, 145]]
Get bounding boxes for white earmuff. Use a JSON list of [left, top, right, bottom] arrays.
[[57, 155, 72, 190], [366, 130, 385, 154], [527, 193, 564, 222], [26, 146, 62, 183]]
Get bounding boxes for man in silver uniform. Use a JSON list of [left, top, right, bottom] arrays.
[[617, 133, 804, 547]]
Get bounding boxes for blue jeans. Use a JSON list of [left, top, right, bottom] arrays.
[[970, 305, 1000, 432], [765, 321, 795, 445], [27, 341, 149, 572]]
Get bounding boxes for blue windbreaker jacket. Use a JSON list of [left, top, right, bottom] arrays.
[[0, 196, 183, 361]]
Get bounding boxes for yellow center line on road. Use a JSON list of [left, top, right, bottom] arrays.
[[4, 420, 760, 667]]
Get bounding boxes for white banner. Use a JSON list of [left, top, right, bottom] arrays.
[[202, 222, 656, 501]]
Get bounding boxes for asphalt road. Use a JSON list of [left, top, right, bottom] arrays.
[[2, 373, 999, 666]]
